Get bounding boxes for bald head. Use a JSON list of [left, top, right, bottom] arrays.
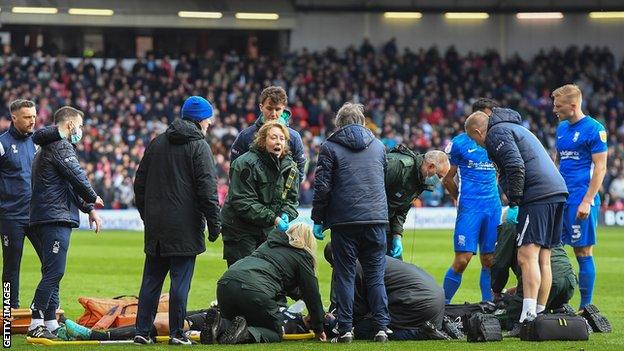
[[465, 111, 489, 147]]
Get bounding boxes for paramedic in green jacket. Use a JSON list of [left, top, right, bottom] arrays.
[[220, 121, 300, 267], [491, 221, 576, 330], [212, 223, 326, 344], [384, 146, 450, 259]]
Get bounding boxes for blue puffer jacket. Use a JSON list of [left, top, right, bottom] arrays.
[[312, 124, 388, 228], [30, 126, 97, 228], [0, 124, 36, 220], [485, 108, 568, 205]]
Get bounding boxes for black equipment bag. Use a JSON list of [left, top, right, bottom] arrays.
[[444, 301, 497, 322], [465, 313, 503, 342], [520, 313, 589, 341]]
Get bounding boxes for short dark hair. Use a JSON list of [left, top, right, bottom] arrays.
[[472, 98, 500, 113], [9, 99, 35, 113], [53, 106, 84, 124], [259, 86, 287, 106]]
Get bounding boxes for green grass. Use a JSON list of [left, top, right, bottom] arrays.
[[5, 227, 624, 350]]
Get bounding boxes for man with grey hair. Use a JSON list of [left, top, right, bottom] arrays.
[[385, 146, 450, 259], [465, 107, 568, 327], [312, 102, 391, 343]]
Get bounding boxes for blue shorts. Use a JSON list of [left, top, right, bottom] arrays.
[[454, 206, 501, 254], [561, 203, 598, 247], [516, 201, 565, 248]]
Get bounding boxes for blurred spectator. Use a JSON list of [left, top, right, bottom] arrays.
[[0, 43, 622, 208]]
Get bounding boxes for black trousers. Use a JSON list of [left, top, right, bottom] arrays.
[[217, 279, 282, 343], [1, 219, 41, 308], [135, 255, 196, 339]]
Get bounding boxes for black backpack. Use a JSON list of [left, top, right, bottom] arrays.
[[445, 301, 497, 324], [520, 313, 589, 341], [465, 313, 503, 342]]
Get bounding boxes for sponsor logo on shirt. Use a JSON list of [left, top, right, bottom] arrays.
[[559, 150, 580, 160], [467, 160, 496, 170]]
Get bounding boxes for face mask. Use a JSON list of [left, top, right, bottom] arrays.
[[425, 175, 440, 186], [70, 126, 83, 144]]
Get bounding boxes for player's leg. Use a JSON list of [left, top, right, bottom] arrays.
[[443, 211, 479, 303], [574, 204, 598, 309], [517, 243, 540, 321], [516, 203, 550, 322], [478, 206, 500, 302], [478, 254, 494, 301], [537, 248, 552, 314]]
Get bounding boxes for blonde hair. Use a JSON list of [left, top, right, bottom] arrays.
[[552, 84, 582, 104], [252, 121, 290, 155], [464, 111, 489, 132], [286, 223, 318, 270]]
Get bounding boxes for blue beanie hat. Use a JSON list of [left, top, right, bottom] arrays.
[[181, 96, 214, 121]]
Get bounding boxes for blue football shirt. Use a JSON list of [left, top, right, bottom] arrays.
[[446, 133, 500, 206], [556, 116, 608, 205]]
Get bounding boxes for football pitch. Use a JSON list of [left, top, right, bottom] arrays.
[[6, 226, 623, 350]]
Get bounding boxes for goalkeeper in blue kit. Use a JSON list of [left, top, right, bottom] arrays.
[[552, 84, 608, 310]]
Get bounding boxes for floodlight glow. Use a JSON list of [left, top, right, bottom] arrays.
[[235, 13, 279, 20], [516, 12, 563, 19], [383, 12, 423, 19], [445, 12, 489, 19], [178, 11, 223, 19], [589, 12, 624, 19], [12, 7, 58, 14], [68, 8, 114, 16]]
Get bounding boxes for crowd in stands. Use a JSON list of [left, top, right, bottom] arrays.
[[1, 41, 623, 210]]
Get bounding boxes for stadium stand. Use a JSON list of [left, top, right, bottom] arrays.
[[1, 42, 623, 209]]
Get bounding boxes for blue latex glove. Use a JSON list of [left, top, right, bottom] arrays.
[[280, 213, 289, 223], [390, 235, 403, 258], [507, 206, 519, 224], [313, 223, 325, 240], [276, 215, 289, 232]]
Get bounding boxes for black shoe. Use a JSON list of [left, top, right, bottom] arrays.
[[580, 304, 612, 333], [133, 335, 153, 345], [506, 323, 522, 338], [442, 316, 464, 339], [330, 331, 353, 343], [27, 325, 58, 340], [169, 336, 193, 345], [422, 321, 451, 340], [218, 316, 250, 344], [200, 308, 222, 344]]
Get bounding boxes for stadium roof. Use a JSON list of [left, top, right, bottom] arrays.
[[0, 0, 621, 29]]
